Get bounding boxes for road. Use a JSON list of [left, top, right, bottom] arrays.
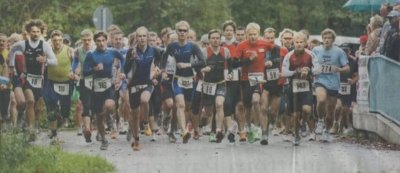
[[35, 131, 400, 173]]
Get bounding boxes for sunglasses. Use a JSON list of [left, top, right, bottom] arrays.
[[178, 29, 188, 33]]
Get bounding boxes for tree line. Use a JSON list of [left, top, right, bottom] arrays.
[[0, 0, 370, 41]]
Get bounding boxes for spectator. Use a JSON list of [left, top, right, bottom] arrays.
[[365, 15, 383, 55]]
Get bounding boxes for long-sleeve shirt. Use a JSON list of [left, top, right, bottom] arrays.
[[8, 39, 57, 67], [82, 48, 124, 78]]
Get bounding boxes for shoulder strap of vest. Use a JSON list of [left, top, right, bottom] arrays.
[[206, 47, 226, 59]]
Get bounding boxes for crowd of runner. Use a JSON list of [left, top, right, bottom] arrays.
[[0, 5, 399, 151]]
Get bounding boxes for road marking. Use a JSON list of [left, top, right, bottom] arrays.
[[292, 145, 296, 173]]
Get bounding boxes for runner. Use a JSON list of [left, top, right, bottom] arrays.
[[236, 23, 273, 143], [8, 19, 57, 140], [0, 33, 11, 129], [282, 32, 319, 145], [44, 30, 76, 143], [124, 26, 161, 151], [83, 31, 124, 150], [235, 26, 246, 43], [312, 28, 349, 142], [72, 29, 94, 142], [197, 29, 230, 143], [335, 46, 358, 134], [260, 27, 288, 145], [221, 20, 240, 143], [161, 21, 205, 144]]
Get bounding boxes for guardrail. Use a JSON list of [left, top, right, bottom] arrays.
[[357, 55, 400, 126]]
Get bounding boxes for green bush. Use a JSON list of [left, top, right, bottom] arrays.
[[0, 132, 115, 173]]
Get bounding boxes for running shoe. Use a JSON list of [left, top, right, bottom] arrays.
[[315, 120, 324, 135], [193, 131, 200, 140], [131, 142, 140, 151], [182, 132, 191, 144], [227, 133, 235, 143], [144, 123, 152, 136], [100, 140, 108, 150], [209, 132, 217, 143], [83, 130, 92, 143], [308, 132, 316, 141], [216, 131, 224, 143], [168, 132, 177, 143], [260, 134, 268, 145], [239, 132, 247, 142], [293, 136, 300, 146]]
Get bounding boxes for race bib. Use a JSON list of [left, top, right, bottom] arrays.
[[266, 68, 279, 81], [292, 79, 310, 93], [26, 74, 43, 88], [321, 64, 337, 73], [130, 84, 148, 94], [166, 56, 176, 75], [84, 76, 93, 90], [202, 82, 217, 96], [177, 77, 193, 89], [196, 80, 203, 92], [339, 83, 351, 95], [54, 83, 69, 96], [93, 78, 112, 92], [224, 69, 239, 81], [248, 72, 265, 86]]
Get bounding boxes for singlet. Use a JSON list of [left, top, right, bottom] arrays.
[[47, 46, 71, 82], [24, 40, 44, 75]]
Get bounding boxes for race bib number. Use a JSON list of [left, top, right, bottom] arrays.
[[54, 83, 69, 96], [130, 84, 148, 94], [26, 74, 43, 88], [177, 77, 193, 89], [224, 69, 239, 81], [266, 68, 279, 81], [321, 64, 337, 73], [166, 56, 176, 75], [202, 82, 217, 96], [248, 72, 265, 86], [339, 83, 351, 95], [84, 76, 93, 90], [292, 79, 310, 93], [93, 78, 112, 92]]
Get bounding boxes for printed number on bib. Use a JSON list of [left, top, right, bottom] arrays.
[[224, 69, 239, 81], [26, 74, 43, 88], [202, 82, 217, 95], [339, 83, 351, 95], [321, 65, 337, 73], [266, 68, 279, 81], [248, 72, 265, 86], [177, 77, 193, 89], [93, 78, 112, 92], [292, 79, 310, 93], [54, 83, 69, 96], [84, 76, 93, 90]]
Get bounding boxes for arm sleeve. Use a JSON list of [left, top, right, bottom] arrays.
[[115, 50, 125, 72], [311, 52, 322, 75], [72, 49, 80, 72], [282, 54, 295, 77], [339, 49, 349, 67], [82, 53, 94, 76], [124, 49, 133, 74], [43, 42, 57, 66], [160, 45, 171, 70], [8, 41, 25, 67], [190, 44, 206, 68]]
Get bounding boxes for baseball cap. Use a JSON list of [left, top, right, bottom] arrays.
[[387, 10, 400, 17]]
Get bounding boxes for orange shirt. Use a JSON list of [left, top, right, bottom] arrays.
[[236, 39, 273, 80]]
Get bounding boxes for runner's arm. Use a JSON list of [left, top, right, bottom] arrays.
[[43, 42, 57, 66], [282, 54, 295, 77]]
